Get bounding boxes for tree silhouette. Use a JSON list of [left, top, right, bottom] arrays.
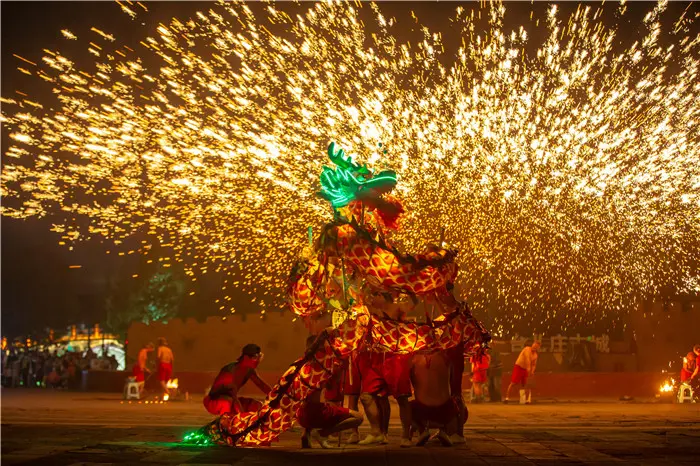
[[105, 265, 185, 336]]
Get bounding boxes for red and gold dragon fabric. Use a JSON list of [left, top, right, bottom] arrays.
[[187, 143, 490, 446]]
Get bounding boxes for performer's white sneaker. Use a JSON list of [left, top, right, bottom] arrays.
[[436, 430, 453, 447], [380, 434, 389, 445], [358, 434, 383, 445], [347, 432, 360, 444], [310, 430, 333, 449], [400, 437, 412, 448], [449, 433, 465, 444], [415, 430, 432, 447]]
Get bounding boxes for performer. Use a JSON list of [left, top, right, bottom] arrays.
[[410, 350, 458, 447], [157, 337, 174, 397], [359, 291, 414, 447], [298, 336, 363, 449], [132, 342, 154, 395], [681, 352, 696, 382], [445, 342, 467, 443], [203, 344, 271, 416], [504, 341, 541, 404], [340, 352, 362, 444], [470, 349, 491, 403]]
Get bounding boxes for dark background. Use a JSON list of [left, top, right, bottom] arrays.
[[1, 1, 694, 339]]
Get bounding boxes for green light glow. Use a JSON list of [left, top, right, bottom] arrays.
[[182, 430, 212, 446], [318, 142, 397, 208]]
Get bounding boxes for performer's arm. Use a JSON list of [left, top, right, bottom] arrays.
[[139, 353, 150, 373], [530, 351, 537, 376], [228, 387, 244, 412], [251, 371, 272, 395]]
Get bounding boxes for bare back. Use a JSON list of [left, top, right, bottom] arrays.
[[137, 348, 149, 369], [411, 352, 451, 406], [158, 346, 174, 364]]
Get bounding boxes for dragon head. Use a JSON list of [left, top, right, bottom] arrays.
[[318, 142, 403, 230]]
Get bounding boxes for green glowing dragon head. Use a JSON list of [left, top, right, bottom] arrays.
[[318, 142, 397, 208]]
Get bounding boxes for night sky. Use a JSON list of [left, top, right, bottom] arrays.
[[1, 1, 691, 339]]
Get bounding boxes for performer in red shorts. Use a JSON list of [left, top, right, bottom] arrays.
[[203, 343, 271, 416], [681, 352, 696, 382], [298, 336, 363, 449], [156, 337, 174, 397], [410, 351, 458, 447], [505, 340, 540, 404], [445, 341, 467, 443], [470, 349, 491, 403], [132, 342, 154, 396], [338, 350, 362, 444], [359, 291, 415, 448]]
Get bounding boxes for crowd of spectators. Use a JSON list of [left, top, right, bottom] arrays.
[[1, 347, 119, 389]]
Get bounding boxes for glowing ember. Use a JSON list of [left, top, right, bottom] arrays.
[[163, 394, 170, 401], [660, 377, 675, 393], [1, 2, 699, 333]]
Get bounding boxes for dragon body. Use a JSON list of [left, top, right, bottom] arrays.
[[187, 143, 490, 446]]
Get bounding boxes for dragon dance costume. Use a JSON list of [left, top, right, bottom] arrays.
[[185, 143, 490, 446]]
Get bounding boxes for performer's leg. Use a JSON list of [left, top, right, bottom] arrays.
[[505, 382, 515, 401], [359, 393, 383, 444], [345, 394, 360, 442], [378, 396, 390, 435], [473, 380, 483, 400], [319, 410, 363, 437], [360, 393, 381, 433], [452, 395, 466, 438], [301, 429, 311, 449], [346, 394, 360, 411], [396, 395, 411, 441], [410, 400, 431, 447]]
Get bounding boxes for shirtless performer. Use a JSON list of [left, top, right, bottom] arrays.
[[445, 341, 467, 443], [410, 350, 458, 447], [156, 337, 174, 397], [681, 352, 696, 383], [358, 290, 415, 447], [297, 336, 364, 449], [338, 352, 362, 443], [504, 340, 540, 404], [203, 344, 272, 416], [470, 349, 491, 403], [132, 342, 154, 396], [303, 310, 363, 444]]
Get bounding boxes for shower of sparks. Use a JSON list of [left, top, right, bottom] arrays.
[[2, 1, 699, 334]]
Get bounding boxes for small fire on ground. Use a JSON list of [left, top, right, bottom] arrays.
[[163, 378, 179, 401], [659, 379, 675, 393]]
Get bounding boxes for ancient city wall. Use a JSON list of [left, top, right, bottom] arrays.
[[126, 313, 308, 372]]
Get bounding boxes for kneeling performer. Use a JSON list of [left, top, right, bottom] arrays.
[[297, 336, 363, 449], [410, 350, 459, 446], [203, 343, 271, 416]]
